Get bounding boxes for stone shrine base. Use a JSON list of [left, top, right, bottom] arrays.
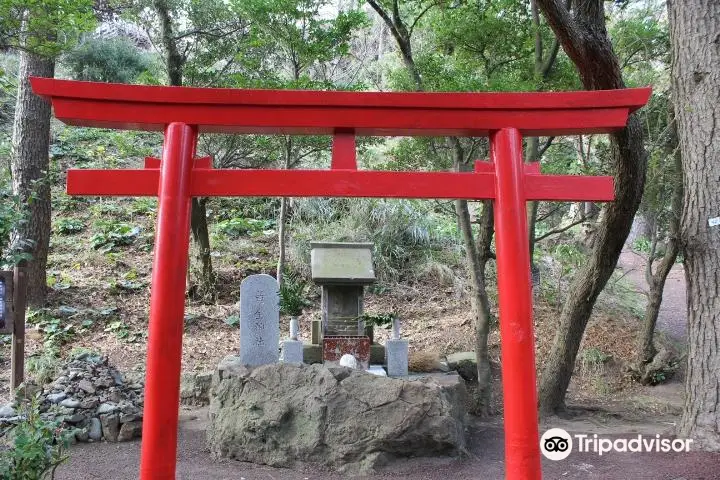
[[207, 357, 467, 474]]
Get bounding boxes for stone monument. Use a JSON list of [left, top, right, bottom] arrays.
[[239, 274, 280, 366]]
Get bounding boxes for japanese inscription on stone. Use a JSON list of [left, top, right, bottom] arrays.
[[239, 274, 279, 366]]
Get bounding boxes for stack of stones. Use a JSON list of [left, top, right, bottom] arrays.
[[0, 353, 145, 443]]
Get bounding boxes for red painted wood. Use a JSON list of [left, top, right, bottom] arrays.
[[144, 156, 212, 169], [491, 128, 542, 480], [139, 123, 196, 480], [475, 161, 542, 175], [31, 77, 650, 111], [30, 78, 650, 137], [144, 157, 160, 169], [331, 132, 357, 169], [67, 168, 613, 201]]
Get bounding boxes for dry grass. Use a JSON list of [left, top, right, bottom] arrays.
[[408, 351, 442, 372]]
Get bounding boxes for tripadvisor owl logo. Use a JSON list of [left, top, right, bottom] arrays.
[[540, 428, 573, 460]]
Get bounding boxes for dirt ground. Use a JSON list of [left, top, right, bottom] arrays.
[[56, 407, 720, 480]]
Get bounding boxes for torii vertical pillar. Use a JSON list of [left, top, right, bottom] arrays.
[[492, 127, 542, 479], [139, 122, 196, 480]]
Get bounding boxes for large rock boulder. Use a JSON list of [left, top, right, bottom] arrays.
[[207, 357, 467, 474], [446, 351, 478, 383]]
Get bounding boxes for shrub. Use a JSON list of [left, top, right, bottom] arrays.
[[90, 220, 140, 252], [215, 217, 275, 238], [0, 399, 74, 479], [64, 37, 152, 84], [279, 271, 311, 316], [289, 198, 460, 282], [0, 174, 30, 269], [54, 218, 85, 235]]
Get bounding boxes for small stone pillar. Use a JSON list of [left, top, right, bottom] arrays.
[[311, 319, 322, 345], [386, 317, 408, 377], [289, 318, 299, 340], [281, 318, 303, 364]]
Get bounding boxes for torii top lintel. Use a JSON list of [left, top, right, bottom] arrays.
[[31, 78, 650, 137]]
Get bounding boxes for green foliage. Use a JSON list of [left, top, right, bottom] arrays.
[[45, 271, 72, 291], [215, 217, 275, 238], [0, 398, 74, 479], [129, 198, 157, 216], [291, 198, 460, 282], [231, 0, 368, 85], [25, 347, 60, 385], [632, 236, 652, 254], [27, 310, 75, 347], [90, 220, 140, 252], [0, 0, 96, 56], [63, 37, 153, 83], [279, 271, 310, 316], [0, 172, 30, 268], [104, 320, 131, 340], [553, 243, 585, 275], [54, 217, 85, 235], [362, 312, 396, 329], [580, 347, 612, 376]]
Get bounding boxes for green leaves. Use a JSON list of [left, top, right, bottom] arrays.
[[90, 221, 141, 253], [64, 37, 153, 83], [0, 0, 96, 56], [0, 399, 73, 480]]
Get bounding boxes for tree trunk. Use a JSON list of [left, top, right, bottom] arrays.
[[367, 0, 495, 413], [634, 115, 682, 383], [153, 0, 215, 300], [276, 196, 288, 287], [451, 139, 493, 415], [669, 0, 720, 450], [276, 137, 293, 288], [10, 51, 54, 307], [535, 0, 648, 414], [190, 197, 215, 300]]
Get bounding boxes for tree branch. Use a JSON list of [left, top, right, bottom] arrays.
[[409, 1, 443, 37], [535, 215, 588, 242], [538, 136, 556, 157]]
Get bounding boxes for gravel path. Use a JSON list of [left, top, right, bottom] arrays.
[[55, 409, 720, 480]]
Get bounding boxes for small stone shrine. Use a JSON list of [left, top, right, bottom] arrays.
[[311, 242, 374, 369]]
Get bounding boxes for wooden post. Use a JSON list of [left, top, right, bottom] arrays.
[[11, 265, 28, 391]]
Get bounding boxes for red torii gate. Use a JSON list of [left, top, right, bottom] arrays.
[[31, 78, 649, 480]]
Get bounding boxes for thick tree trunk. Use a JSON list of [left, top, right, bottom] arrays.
[[11, 51, 54, 307], [669, 0, 720, 450], [154, 0, 215, 299], [536, 0, 648, 414]]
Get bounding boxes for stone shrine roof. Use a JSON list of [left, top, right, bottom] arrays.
[[310, 242, 375, 285]]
